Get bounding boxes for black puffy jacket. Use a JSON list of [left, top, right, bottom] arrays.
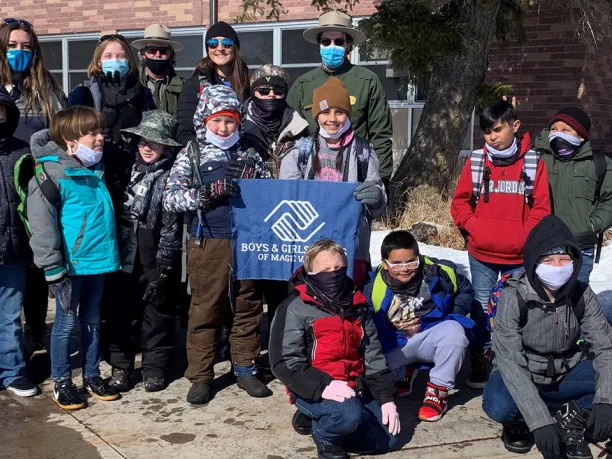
[[0, 86, 30, 265]]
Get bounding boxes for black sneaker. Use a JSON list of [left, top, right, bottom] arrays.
[[108, 368, 130, 393], [53, 380, 86, 410], [187, 382, 211, 405], [143, 376, 165, 392], [501, 418, 534, 454], [466, 348, 491, 389], [555, 400, 593, 459], [312, 435, 349, 459], [7, 377, 39, 397], [292, 410, 312, 436], [83, 376, 120, 401]]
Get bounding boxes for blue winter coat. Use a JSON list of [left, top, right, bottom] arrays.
[[27, 130, 120, 281], [364, 256, 476, 354]]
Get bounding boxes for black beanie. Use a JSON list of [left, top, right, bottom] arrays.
[[206, 21, 240, 49], [549, 107, 591, 139]]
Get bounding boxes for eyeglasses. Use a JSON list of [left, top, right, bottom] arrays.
[[320, 38, 346, 47], [385, 258, 420, 272], [206, 38, 234, 49], [138, 139, 162, 150], [144, 45, 171, 56], [99, 34, 128, 44], [3, 18, 32, 28], [255, 86, 287, 97]]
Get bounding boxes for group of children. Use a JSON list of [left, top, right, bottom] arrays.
[[2, 57, 612, 458]]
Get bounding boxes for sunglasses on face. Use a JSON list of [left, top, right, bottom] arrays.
[[144, 45, 170, 56], [320, 38, 346, 47], [385, 258, 420, 272], [256, 86, 287, 97], [206, 38, 234, 49], [99, 34, 128, 44], [138, 139, 162, 150], [3, 18, 33, 28]]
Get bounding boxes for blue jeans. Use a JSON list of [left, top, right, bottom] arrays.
[[482, 359, 596, 423], [295, 395, 397, 454], [0, 263, 27, 387], [51, 275, 105, 382], [469, 255, 524, 349], [577, 247, 594, 285]]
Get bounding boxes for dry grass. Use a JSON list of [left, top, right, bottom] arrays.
[[383, 185, 465, 250]]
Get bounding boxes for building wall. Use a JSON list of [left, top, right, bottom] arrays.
[[0, 1, 377, 35], [483, 2, 612, 154]]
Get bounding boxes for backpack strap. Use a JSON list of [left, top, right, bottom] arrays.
[[517, 292, 529, 328], [297, 136, 314, 179], [593, 153, 607, 201], [469, 149, 486, 208], [186, 141, 202, 187], [569, 281, 587, 323], [521, 149, 540, 208], [354, 135, 370, 183], [34, 159, 61, 209]]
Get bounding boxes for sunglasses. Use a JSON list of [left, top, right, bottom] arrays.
[[138, 139, 162, 150], [144, 45, 171, 56], [206, 38, 234, 49], [385, 258, 420, 272], [3, 18, 32, 28], [99, 34, 128, 44], [255, 86, 287, 97], [320, 38, 346, 47]]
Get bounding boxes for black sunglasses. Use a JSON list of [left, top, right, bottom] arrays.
[[138, 139, 162, 150], [256, 86, 287, 97], [99, 34, 128, 44], [206, 38, 234, 49], [320, 38, 346, 47], [144, 45, 171, 55], [3, 18, 32, 28]]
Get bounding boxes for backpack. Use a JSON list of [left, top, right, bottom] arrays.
[[14, 154, 61, 237], [487, 273, 586, 333], [297, 135, 370, 182], [469, 148, 540, 209]]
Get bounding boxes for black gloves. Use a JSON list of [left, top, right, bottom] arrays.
[[225, 159, 256, 180], [197, 179, 241, 208], [141, 266, 172, 303], [587, 403, 612, 442], [533, 425, 561, 458]]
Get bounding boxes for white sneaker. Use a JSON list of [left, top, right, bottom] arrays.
[[7, 377, 39, 397]]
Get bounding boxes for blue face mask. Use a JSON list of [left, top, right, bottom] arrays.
[[320, 44, 345, 69], [6, 49, 33, 73], [101, 59, 129, 78]]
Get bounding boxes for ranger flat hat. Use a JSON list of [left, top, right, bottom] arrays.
[[303, 11, 365, 45], [131, 24, 184, 52]]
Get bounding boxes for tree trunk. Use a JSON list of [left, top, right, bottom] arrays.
[[389, 0, 503, 219]]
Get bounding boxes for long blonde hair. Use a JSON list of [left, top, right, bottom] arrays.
[[87, 36, 139, 78], [0, 21, 63, 122]]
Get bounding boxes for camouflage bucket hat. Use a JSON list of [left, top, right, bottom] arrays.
[[121, 110, 183, 146]]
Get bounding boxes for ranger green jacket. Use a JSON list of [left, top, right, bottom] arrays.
[[535, 128, 612, 248], [287, 60, 393, 182], [139, 66, 183, 118]]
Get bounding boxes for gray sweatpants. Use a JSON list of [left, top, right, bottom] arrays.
[[385, 320, 468, 390]]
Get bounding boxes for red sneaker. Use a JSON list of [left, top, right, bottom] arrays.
[[395, 367, 418, 397], [418, 382, 448, 422]]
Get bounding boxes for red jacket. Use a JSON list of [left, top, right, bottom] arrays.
[[269, 268, 395, 404], [451, 134, 551, 264]]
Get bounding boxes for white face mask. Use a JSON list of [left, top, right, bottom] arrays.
[[205, 129, 240, 150], [319, 118, 351, 140], [535, 262, 574, 291], [68, 141, 103, 167], [486, 137, 518, 160]]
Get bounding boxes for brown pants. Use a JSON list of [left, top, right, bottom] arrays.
[[185, 238, 263, 383]]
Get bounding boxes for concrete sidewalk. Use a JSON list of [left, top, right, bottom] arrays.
[[0, 305, 607, 459]]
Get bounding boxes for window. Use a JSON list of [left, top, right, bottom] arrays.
[[282, 29, 320, 65], [236, 31, 273, 67]]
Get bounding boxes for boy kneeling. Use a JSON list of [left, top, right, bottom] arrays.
[[269, 239, 399, 459], [483, 215, 612, 459], [365, 231, 475, 422]]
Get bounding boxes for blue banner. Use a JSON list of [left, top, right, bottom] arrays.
[[230, 180, 362, 281]]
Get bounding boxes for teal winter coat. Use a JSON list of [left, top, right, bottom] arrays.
[[27, 130, 120, 281]]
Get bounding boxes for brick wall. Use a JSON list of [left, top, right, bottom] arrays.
[[0, 1, 377, 35], [482, 2, 612, 154]]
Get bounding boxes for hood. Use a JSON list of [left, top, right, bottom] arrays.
[[534, 128, 593, 160], [30, 129, 72, 160], [0, 85, 20, 140], [289, 266, 368, 317], [193, 84, 243, 139], [523, 214, 583, 301]]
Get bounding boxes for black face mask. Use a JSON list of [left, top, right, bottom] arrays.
[[252, 97, 286, 117], [145, 57, 171, 76], [550, 137, 581, 160], [307, 267, 354, 310]]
